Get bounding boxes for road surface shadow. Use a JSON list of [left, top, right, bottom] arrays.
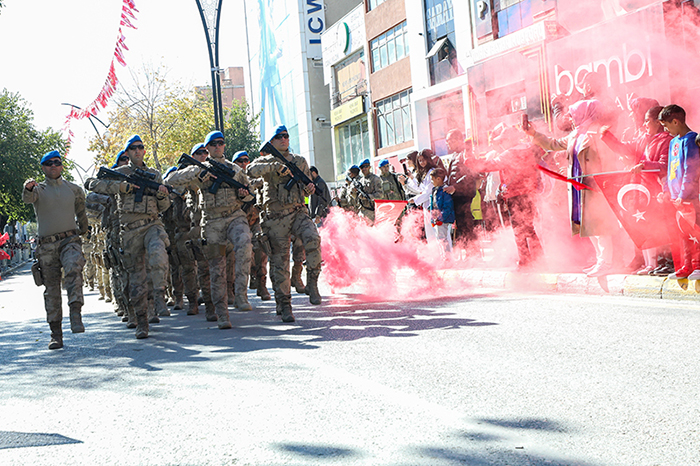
[[0, 289, 499, 385], [0, 431, 82, 450]]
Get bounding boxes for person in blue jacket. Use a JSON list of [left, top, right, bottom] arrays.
[[657, 104, 700, 279], [429, 168, 455, 258]]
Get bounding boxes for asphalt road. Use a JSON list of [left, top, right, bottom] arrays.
[[0, 263, 698, 466]]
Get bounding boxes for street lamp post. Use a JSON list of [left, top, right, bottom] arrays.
[[195, 0, 225, 134]]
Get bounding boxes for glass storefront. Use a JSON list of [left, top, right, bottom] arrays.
[[335, 116, 371, 179]]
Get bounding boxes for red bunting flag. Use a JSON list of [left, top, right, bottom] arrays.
[[62, 0, 138, 153]]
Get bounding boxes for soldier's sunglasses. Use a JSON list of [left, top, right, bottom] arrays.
[[194, 149, 208, 156], [208, 140, 225, 147], [42, 160, 62, 167], [273, 133, 290, 140], [118, 156, 129, 163], [128, 144, 145, 151], [237, 158, 250, 163]]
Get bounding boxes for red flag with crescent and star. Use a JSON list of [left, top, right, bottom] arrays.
[[374, 200, 408, 226], [593, 172, 675, 249]]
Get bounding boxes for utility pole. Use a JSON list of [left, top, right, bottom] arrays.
[[195, 0, 225, 133]]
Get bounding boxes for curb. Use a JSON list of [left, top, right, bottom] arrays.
[[0, 260, 31, 278], [438, 269, 700, 302]]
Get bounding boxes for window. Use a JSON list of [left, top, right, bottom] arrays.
[[370, 22, 409, 72], [496, 0, 533, 37], [336, 117, 371, 176], [376, 89, 413, 148], [424, 0, 461, 85], [368, 0, 387, 11]]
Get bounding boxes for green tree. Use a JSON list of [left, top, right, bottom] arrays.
[[223, 100, 261, 161], [0, 89, 68, 233]]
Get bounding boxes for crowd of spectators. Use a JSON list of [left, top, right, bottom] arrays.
[[329, 70, 700, 279]]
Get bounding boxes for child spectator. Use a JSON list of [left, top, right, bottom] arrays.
[[429, 168, 455, 258], [657, 104, 700, 279]]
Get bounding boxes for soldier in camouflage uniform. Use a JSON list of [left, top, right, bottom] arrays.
[[379, 159, 406, 201], [163, 166, 200, 314], [85, 135, 171, 339], [356, 158, 383, 223], [23, 150, 88, 349], [337, 166, 360, 213], [233, 151, 271, 301], [83, 225, 96, 290], [247, 125, 322, 322], [167, 131, 253, 329]]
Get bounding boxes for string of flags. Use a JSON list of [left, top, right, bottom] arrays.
[[62, 0, 139, 152]]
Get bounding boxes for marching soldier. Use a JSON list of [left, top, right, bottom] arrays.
[[23, 150, 88, 349], [378, 159, 406, 201], [247, 125, 323, 322], [85, 135, 171, 339], [166, 131, 254, 329], [356, 158, 383, 223]]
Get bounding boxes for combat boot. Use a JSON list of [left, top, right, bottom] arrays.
[[249, 274, 258, 290], [154, 289, 170, 317], [204, 302, 217, 322], [186, 293, 199, 315], [173, 295, 184, 311], [135, 313, 149, 339], [257, 275, 271, 301], [291, 262, 305, 294], [234, 293, 253, 312], [279, 303, 295, 323], [217, 309, 232, 329], [147, 299, 160, 324], [48, 321, 63, 349], [69, 302, 85, 333], [307, 271, 322, 305]]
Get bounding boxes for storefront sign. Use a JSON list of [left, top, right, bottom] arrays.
[[305, 0, 325, 59], [331, 96, 364, 125]]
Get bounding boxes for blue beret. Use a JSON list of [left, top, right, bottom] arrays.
[[204, 131, 225, 146], [379, 159, 389, 167], [40, 150, 61, 165], [349, 165, 360, 171], [359, 158, 370, 167], [164, 166, 177, 178], [111, 150, 126, 168], [123, 135, 142, 152], [268, 125, 288, 142], [233, 151, 249, 162], [190, 143, 206, 155]]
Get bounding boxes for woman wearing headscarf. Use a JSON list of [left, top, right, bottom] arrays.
[[525, 99, 621, 276]]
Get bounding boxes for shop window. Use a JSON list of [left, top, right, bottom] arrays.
[[370, 22, 409, 73], [376, 89, 413, 148], [337, 117, 371, 176]]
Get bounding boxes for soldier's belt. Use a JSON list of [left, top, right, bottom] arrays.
[[262, 205, 305, 221], [121, 217, 156, 232], [38, 229, 78, 245]]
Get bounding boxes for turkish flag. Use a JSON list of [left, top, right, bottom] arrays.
[[593, 172, 674, 249], [374, 200, 407, 226]]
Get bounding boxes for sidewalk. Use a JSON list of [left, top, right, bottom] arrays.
[[0, 258, 31, 279], [438, 267, 700, 302]]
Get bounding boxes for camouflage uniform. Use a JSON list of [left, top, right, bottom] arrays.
[[380, 171, 406, 201], [83, 226, 96, 289], [357, 171, 383, 223], [337, 182, 357, 213], [186, 192, 215, 319], [162, 191, 200, 313], [22, 175, 88, 347], [85, 162, 171, 338], [167, 157, 253, 327], [247, 151, 322, 321]]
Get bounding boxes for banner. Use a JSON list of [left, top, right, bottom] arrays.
[[374, 200, 408, 226], [593, 172, 674, 249]]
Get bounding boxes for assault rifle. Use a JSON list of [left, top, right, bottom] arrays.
[[260, 141, 326, 201], [345, 175, 375, 211], [176, 153, 250, 195], [96, 167, 181, 202]]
